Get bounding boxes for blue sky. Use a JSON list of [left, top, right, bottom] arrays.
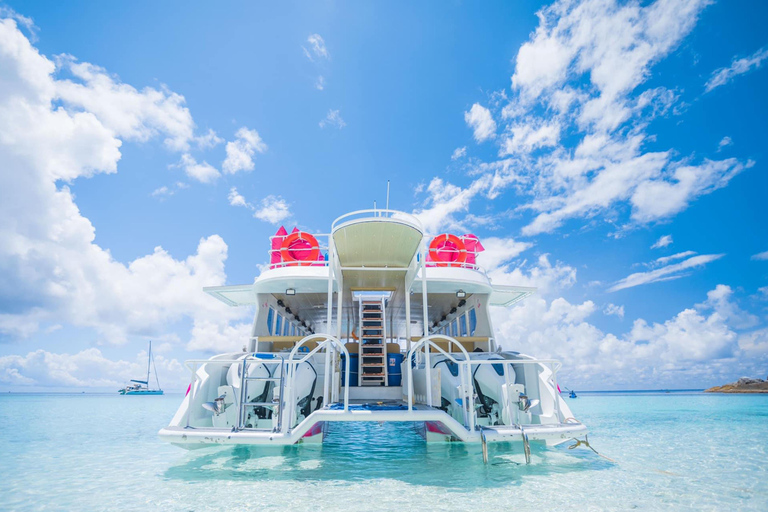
[[0, 0, 766, 391]]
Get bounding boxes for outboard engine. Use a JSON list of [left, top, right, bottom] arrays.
[[226, 355, 319, 429], [434, 353, 512, 426]]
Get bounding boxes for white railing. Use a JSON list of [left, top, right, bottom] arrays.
[[268, 233, 330, 269], [406, 336, 564, 431], [287, 334, 350, 422], [331, 209, 423, 233], [182, 335, 350, 432]]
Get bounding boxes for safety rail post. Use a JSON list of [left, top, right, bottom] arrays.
[[236, 355, 248, 430], [184, 361, 199, 428], [551, 361, 562, 423], [420, 241, 432, 407]]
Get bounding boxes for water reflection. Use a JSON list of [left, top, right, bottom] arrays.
[[163, 422, 610, 487]]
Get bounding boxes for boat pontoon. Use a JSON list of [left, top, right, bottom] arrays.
[[159, 209, 587, 462]]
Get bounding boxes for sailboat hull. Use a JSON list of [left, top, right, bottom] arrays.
[[121, 389, 164, 395]]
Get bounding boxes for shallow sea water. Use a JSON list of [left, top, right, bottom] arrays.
[[1, 392, 766, 511]]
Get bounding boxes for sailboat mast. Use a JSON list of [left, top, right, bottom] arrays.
[[146, 340, 152, 388]]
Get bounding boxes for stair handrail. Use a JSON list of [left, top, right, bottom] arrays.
[[285, 334, 349, 432], [406, 335, 475, 430]]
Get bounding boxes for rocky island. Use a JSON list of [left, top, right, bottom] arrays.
[[705, 377, 768, 393]]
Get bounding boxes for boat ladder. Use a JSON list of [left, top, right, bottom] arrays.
[[236, 355, 285, 431], [359, 299, 388, 386]]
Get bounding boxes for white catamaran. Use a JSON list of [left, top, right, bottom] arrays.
[[120, 340, 163, 395], [160, 209, 587, 462]]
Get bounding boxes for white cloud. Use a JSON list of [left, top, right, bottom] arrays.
[[55, 56, 196, 152], [303, 34, 329, 61], [451, 146, 467, 161], [492, 264, 768, 388], [629, 158, 748, 223], [705, 46, 768, 92], [717, 136, 732, 150], [319, 109, 346, 129], [608, 253, 724, 292], [253, 195, 291, 224], [435, 0, 746, 237], [0, 347, 188, 390], [500, 120, 560, 156], [651, 234, 673, 249], [222, 127, 267, 175], [464, 103, 496, 142], [0, 17, 249, 348], [176, 153, 220, 183], [412, 176, 491, 234], [474, 237, 533, 271], [151, 185, 171, 197], [751, 251, 768, 261], [649, 250, 696, 267], [195, 128, 224, 149], [227, 187, 250, 208], [314, 75, 325, 91], [603, 303, 624, 319]]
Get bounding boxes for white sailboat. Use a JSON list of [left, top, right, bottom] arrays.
[[120, 341, 163, 395]]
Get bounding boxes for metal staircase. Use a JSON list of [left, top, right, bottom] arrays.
[[358, 298, 388, 386]]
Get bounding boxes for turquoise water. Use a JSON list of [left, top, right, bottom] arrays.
[[1, 392, 766, 511]]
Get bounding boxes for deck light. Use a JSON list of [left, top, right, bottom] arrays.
[[286, 288, 296, 295], [450, 307, 457, 314], [458, 299, 466, 308], [277, 299, 285, 307], [285, 307, 292, 314], [456, 290, 466, 298]]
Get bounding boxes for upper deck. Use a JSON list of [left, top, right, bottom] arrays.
[[203, 209, 534, 361]]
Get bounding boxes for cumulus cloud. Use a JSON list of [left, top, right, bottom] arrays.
[[429, 0, 747, 237], [253, 195, 291, 224], [319, 109, 346, 129], [0, 347, 188, 390], [55, 56, 196, 152], [604, 303, 625, 319], [222, 127, 267, 175], [491, 256, 768, 388], [705, 46, 768, 93], [176, 153, 220, 183], [464, 103, 496, 142], [412, 176, 492, 234], [227, 187, 250, 208], [651, 234, 673, 249], [609, 253, 724, 292], [0, 17, 250, 350]]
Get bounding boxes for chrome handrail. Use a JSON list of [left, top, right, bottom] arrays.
[[405, 336, 565, 429], [286, 334, 350, 431]]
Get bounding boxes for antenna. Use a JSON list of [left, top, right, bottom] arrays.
[[386, 180, 390, 211]]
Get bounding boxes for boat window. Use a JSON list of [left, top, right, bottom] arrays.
[[469, 308, 477, 336], [450, 320, 458, 337], [276, 315, 282, 337], [267, 307, 275, 335], [283, 318, 290, 336], [460, 313, 468, 336]]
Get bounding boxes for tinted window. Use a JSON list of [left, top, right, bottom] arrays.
[[469, 309, 477, 336], [267, 308, 274, 335]]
